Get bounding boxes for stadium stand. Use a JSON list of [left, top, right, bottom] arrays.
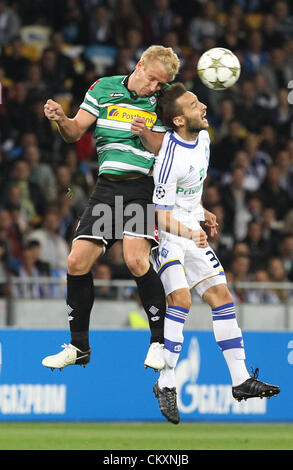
[[0, 0, 293, 305]]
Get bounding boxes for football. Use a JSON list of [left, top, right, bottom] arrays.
[[197, 47, 241, 90]]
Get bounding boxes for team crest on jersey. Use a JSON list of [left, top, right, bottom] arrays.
[[161, 248, 169, 258], [155, 185, 165, 199], [149, 96, 157, 106]]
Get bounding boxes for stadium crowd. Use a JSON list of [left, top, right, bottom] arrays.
[[0, 0, 293, 303]]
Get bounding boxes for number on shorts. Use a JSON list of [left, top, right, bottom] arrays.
[[205, 249, 220, 268]]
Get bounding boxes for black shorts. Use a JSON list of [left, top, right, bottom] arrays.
[[73, 175, 157, 250]]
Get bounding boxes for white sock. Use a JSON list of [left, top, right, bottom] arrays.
[[212, 302, 250, 386], [158, 305, 189, 389]]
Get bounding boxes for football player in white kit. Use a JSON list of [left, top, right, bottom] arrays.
[[151, 82, 280, 424]]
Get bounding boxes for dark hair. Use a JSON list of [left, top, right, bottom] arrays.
[[157, 82, 187, 130]]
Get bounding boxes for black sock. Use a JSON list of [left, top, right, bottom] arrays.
[[134, 264, 166, 344], [66, 271, 94, 351]]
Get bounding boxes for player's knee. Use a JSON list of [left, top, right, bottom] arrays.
[[203, 283, 234, 308], [125, 254, 150, 277], [67, 251, 91, 275], [168, 289, 192, 311]]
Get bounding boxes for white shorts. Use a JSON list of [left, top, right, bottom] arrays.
[[152, 233, 227, 297]]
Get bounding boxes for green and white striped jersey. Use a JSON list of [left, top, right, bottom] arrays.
[[80, 75, 167, 176]]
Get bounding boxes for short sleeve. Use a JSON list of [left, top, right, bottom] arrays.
[[152, 150, 178, 209], [79, 79, 101, 118]]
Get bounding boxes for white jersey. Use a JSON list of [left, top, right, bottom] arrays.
[[152, 129, 226, 298], [153, 129, 210, 231]]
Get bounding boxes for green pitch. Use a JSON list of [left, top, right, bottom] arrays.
[[0, 422, 292, 450]]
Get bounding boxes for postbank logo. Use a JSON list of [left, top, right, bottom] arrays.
[[107, 105, 157, 128]]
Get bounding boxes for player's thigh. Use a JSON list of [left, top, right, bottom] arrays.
[[68, 239, 104, 274], [122, 235, 151, 276], [184, 243, 227, 296], [152, 237, 188, 296]]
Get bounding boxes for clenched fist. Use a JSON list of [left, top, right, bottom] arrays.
[[131, 116, 147, 136], [44, 99, 66, 122]]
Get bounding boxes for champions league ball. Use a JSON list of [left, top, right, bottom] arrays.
[[197, 47, 241, 90]]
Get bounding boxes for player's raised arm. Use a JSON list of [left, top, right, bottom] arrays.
[[44, 99, 97, 143]]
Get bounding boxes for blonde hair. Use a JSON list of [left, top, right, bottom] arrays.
[[140, 45, 180, 81]]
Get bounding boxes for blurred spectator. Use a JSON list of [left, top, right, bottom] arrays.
[[188, 0, 219, 51], [55, 164, 87, 215], [258, 123, 279, 159], [277, 234, 293, 281], [202, 183, 221, 211], [245, 269, 283, 304], [254, 71, 278, 111], [6, 81, 30, 140], [49, 30, 76, 81], [234, 80, 267, 132], [0, 208, 22, 263], [242, 132, 272, 187], [212, 98, 235, 143], [142, 0, 182, 45], [259, 164, 291, 219], [113, 0, 142, 47], [0, 240, 10, 296], [221, 150, 263, 192], [87, 4, 113, 45], [232, 241, 250, 257], [26, 98, 56, 160], [274, 88, 293, 140], [261, 13, 285, 51], [228, 253, 251, 302], [25, 63, 49, 103], [105, 47, 133, 76], [24, 239, 51, 276], [56, 189, 78, 243], [217, 13, 246, 51], [1, 159, 45, 225], [25, 208, 69, 271], [243, 30, 270, 76], [0, 0, 21, 47], [210, 120, 244, 172], [275, 149, 293, 197], [273, 0, 293, 40], [24, 144, 57, 203], [1, 36, 30, 82], [261, 207, 282, 254], [55, 0, 87, 45], [63, 146, 93, 195], [261, 47, 292, 94], [266, 256, 289, 303], [40, 47, 69, 95], [93, 261, 117, 299], [12, 245, 50, 299], [242, 220, 272, 271], [220, 166, 251, 241], [126, 28, 146, 69]]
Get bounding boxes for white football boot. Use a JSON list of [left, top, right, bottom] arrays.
[[42, 344, 91, 371], [144, 342, 165, 371]]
